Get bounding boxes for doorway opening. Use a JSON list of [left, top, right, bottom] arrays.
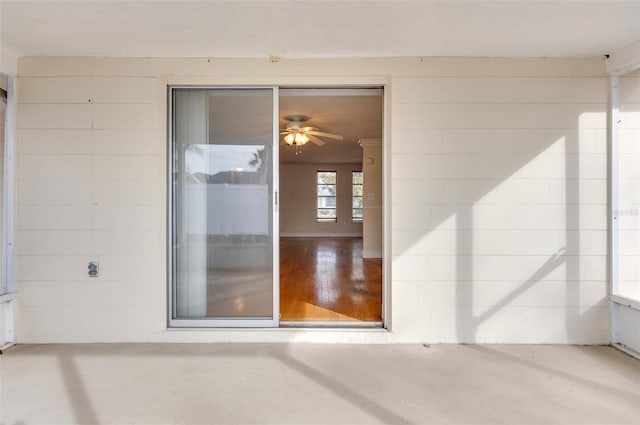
[[278, 87, 384, 325]]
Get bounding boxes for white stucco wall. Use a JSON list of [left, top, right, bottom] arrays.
[[14, 57, 609, 343]]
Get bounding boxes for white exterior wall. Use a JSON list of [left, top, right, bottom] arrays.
[[16, 73, 164, 341], [391, 77, 608, 343], [14, 57, 609, 343]]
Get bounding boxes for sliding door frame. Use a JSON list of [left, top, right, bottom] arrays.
[[609, 74, 640, 359], [167, 85, 280, 328], [0, 74, 16, 348]]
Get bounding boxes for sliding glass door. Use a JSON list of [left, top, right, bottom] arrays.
[[611, 74, 640, 357], [170, 87, 278, 327]]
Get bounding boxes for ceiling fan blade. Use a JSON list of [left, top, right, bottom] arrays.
[[306, 130, 343, 140], [307, 134, 326, 146]]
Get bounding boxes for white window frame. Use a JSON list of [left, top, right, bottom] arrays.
[[351, 170, 363, 222], [316, 170, 337, 222]]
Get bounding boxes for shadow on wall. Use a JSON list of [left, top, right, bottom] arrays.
[[393, 107, 607, 343]]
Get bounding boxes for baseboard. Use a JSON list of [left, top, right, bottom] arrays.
[[362, 250, 383, 258], [280, 232, 363, 238]]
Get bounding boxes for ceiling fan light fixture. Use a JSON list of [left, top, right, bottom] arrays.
[[284, 133, 295, 145], [296, 133, 309, 144], [281, 114, 341, 155], [284, 131, 309, 146]]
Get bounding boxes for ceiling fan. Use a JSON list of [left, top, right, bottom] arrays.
[[280, 115, 343, 149]]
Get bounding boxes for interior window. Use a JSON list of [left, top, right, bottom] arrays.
[[352, 171, 363, 221], [317, 171, 337, 221]]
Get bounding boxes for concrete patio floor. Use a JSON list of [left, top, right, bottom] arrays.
[[1, 343, 639, 424]]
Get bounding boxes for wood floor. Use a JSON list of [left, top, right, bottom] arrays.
[[280, 237, 382, 322]]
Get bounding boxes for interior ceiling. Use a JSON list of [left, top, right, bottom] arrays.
[[1, 1, 638, 59], [279, 90, 383, 164]]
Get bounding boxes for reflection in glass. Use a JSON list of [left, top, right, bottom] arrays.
[[173, 89, 273, 319]]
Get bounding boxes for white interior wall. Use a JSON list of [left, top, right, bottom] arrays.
[[361, 141, 383, 258], [14, 57, 609, 343], [280, 163, 363, 237]]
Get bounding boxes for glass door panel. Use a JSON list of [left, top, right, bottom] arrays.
[[171, 88, 277, 326]]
